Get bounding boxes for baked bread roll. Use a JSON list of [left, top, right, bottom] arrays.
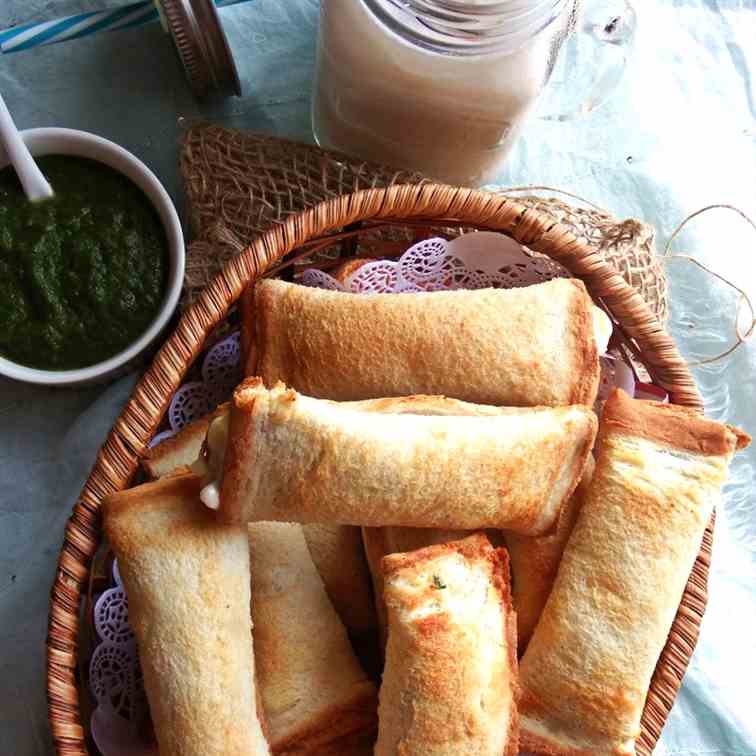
[[103, 473, 270, 756], [506, 456, 595, 654], [298, 522, 376, 637], [244, 277, 605, 406], [141, 404, 227, 479], [375, 533, 519, 756], [248, 521, 378, 753], [519, 389, 750, 755], [201, 379, 597, 535]]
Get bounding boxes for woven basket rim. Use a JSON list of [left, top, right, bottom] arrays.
[[46, 184, 706, 756]]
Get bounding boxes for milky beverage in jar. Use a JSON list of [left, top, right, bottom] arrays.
[[313, 0, 574, 185]]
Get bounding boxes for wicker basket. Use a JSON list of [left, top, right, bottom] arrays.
[[46, 184, 706, 756]]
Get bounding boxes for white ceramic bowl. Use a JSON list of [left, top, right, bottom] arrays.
[[0, 128, 184, 387]]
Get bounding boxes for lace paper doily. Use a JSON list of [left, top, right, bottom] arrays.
[[90, 561, 157, 756], [302, 232, 570, 293], [148, 331, 242, 448], [90, 232, 662, 755]]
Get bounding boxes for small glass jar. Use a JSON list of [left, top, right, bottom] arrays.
[[312, 0, 633, 185]]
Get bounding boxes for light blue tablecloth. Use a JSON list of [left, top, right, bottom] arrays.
[[0, 1, 754, 754]]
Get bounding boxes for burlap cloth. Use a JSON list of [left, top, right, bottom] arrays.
[[179, 124, 667, 322]]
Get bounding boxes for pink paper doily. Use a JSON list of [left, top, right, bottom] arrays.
[[90, 232, 664, 755]]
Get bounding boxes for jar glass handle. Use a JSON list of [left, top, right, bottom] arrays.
[[537, 0, 637, 122]]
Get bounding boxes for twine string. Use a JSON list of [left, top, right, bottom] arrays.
[[662, 204, 756, 366], [503, 190, 756, 367]]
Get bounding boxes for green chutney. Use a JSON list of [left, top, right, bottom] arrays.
[[0, 155, 168, 371]]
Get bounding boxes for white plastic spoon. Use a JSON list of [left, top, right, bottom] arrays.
[[0, 92, 54, 201]]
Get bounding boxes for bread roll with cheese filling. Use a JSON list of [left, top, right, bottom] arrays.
[[201, 379, 597, 535]]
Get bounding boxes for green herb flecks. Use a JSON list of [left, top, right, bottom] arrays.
[[432, 574, 447, 590]]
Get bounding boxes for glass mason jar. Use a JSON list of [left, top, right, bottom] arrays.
[[312, 0, 635, 186]]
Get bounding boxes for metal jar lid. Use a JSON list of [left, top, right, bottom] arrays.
[[157, 0, 241, 98]]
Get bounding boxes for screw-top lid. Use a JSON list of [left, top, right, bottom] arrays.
[[158, 0, 241, 98]]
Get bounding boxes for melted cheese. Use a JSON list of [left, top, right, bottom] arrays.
[[592, 306, 612, 355], [200, 413, 230, 509]]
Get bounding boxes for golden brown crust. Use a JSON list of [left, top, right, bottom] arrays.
[[362, 525, 468, 651], [250, 278, 601, 407], [602, 388, 750, 456], [376, 533, 519, 755], [518, 728, 593, 756], [565, 279, 601, 406], [248, 521, 377, 753], [301, 264, 599, 409], [271, 689, 378, 755], [257, 683, 271, 749], [331, 393, 527, 417], [506, 456, 595, 655], [381, 531, 496, 579], [217, 377, 267, 524], [302, 523, 377, 636], [292, 726, 377, 756], [498, 544, 521, 756], [505, 602, 521, 756], [330, 265, 598, 412], [332, 257, 376, 285], [104, 472, 270, 756], [361, 527, 392, 649], [214, 380, 597, 534], [253, 282, 292, 389], [518, 393, 745, 755], [104, 469, 203, 518]]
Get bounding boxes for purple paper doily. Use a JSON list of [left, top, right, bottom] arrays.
[[302, 232, 569, 293], [90, 561, 157, 756], [148, 331, 242, 450]]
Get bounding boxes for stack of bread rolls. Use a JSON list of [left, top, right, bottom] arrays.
[[106, 274, 748, 756]]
